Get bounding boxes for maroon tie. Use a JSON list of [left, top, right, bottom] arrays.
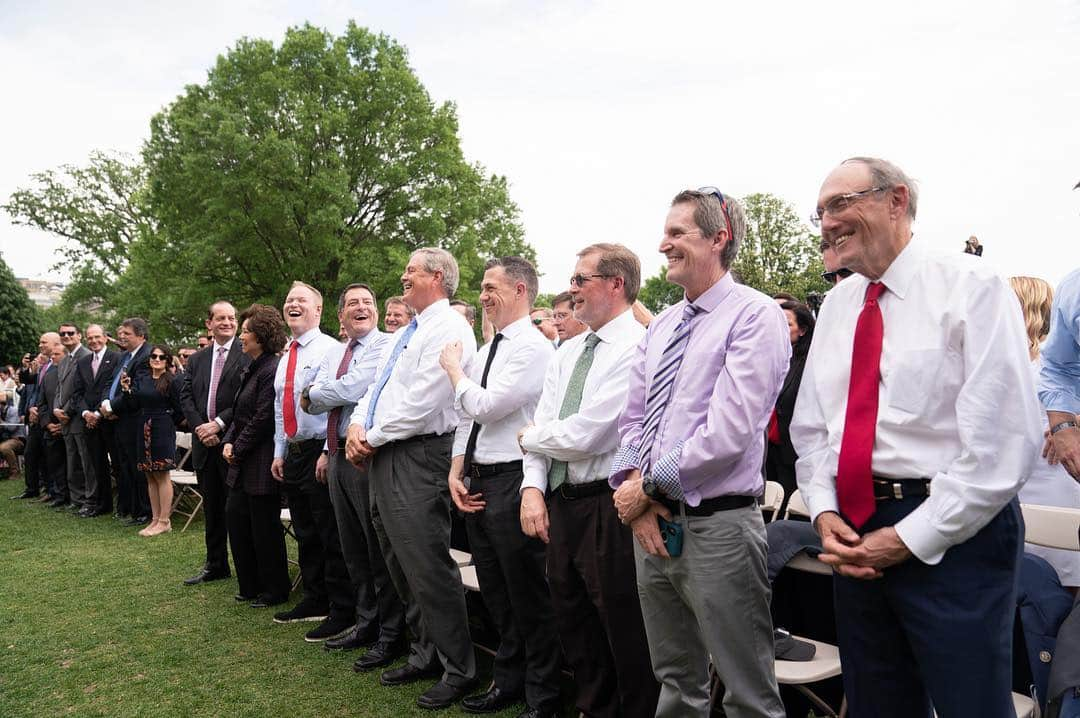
[[836, 282, 886, 529], [326, 338, 360, 455]]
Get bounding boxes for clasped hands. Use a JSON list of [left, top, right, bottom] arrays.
[[814, 511, 911, 579], [195, 421, 221, 448], [612, 471, 674, 559], [345, 424, 376, 467]]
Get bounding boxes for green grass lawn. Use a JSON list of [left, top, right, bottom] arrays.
[[0, 486, 525, 718]]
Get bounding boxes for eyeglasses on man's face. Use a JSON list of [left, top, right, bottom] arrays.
[[569, 274, 613, 288], [821, 268, 854, 284], [810, 186, 888, 227]]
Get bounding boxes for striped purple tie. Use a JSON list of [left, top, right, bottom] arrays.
[[638, 303, 701, 474]]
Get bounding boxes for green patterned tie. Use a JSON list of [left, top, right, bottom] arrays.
[[548, 333, 602, 491]]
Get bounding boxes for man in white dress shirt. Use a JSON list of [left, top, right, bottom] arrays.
[[438, 257, 562, 718], [346, 247, 478, 711], [268, 281, 352, 644], [518, 243, 659, 718], [790, 157, 1041, 718]]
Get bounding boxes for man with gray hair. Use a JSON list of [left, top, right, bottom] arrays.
[[791, 157, 1040, 717], [346, 247, 478, 710], [611, 188, 789, 717]]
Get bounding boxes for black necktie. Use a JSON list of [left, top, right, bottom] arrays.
[[462, 332, 503, 476]]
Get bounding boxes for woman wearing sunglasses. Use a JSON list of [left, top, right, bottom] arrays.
[[120, 343, 182, 536]]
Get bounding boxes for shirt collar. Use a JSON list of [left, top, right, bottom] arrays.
[[292, 326, 324, 347], [875, 238, 925, 301], [593, 307, 637, 344], [416, 298, 450, 325], [684, 272, 736, 314], [498, 314, 533, 341], [214, 337, 235, 352]]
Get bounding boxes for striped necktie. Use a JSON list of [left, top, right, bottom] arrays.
[[638, 303, 702, 474]]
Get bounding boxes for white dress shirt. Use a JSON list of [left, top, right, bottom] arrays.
[[82, 348, 109, 420], [307, 330, 390, 440], [790, 240, 1042, 564], [520, 308, 645, 493], [350, 299, 477, 447], [273, 327, 340, 458], [206, 337, 236, 430], [452, 315, 555, 464]]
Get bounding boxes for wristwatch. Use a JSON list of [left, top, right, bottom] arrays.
[[642, 475, 661, 499], [300, 386, 311, 402], [1050, 420, 1078, 435]]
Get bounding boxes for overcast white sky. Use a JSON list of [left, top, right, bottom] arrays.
[[2, 0, 1079, 294]]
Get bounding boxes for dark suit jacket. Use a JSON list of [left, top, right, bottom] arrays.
[[36, 364, 62, 432], [179, 340, 250, 470], [70, 349, 121, 420], [222, 352, 279, 496], [110, 343, 150, 419], [57, 345, 91, 435]]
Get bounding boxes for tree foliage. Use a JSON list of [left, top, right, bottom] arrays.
[[637, 266, 684, 314], [136, 21, 530, 339], [4, 23, 531, 343], [731, 193, 829, 300], [0, 256, 41, 364]]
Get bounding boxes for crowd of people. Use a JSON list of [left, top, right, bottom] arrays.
[[3, 155, 1079, 718]]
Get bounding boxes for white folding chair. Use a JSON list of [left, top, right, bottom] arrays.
[[1021, 503, 1080, 551], [281, 508, 302, 591], [784, 488, 811, 520], [169, 433, 202, 531], [932, 693, 1034, 718], [763, 480, 785, 523]]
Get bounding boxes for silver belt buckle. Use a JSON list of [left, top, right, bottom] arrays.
[[892, 482, 903, 500]]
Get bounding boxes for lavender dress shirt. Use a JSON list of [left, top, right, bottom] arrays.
[[610, 272, 790, 506]]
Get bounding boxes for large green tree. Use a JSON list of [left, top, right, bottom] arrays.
[[0, 256, 40, 364], [5, 23, 530, 343], [637, 266, 684, 314], [136, 21, 530, 338]]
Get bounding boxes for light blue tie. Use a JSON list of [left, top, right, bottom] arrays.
[[638, 303, 702, 473], [107, 352, 133, 402], [364, 318, 418, 430]]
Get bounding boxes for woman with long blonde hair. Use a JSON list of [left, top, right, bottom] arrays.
[[1010, 276, 1080, 588]]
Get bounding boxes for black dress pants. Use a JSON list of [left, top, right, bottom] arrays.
[[282, 439, 352, 618], [226, 484, 289, 601], [22, 424, 44, 496], [42, 430, 67, 500], [196, 445, 231, 574], [546, 489, 659, 718], [466, 466, 562, 713], [84, 425, 112, 511]]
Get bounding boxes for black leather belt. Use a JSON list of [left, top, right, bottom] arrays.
[[468, 461, 522, 479], [872, 478, 931, 501], [286, 438, 324, 455], [553, 479, 612, 500], [662, 494, 756, 517]]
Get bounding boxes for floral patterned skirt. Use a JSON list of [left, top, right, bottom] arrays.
[[137, 411, 177, 472]]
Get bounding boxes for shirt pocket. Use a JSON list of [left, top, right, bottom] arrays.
[[885, 348, 946, 416]]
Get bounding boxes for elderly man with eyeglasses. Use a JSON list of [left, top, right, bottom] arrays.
[[790, 157, 1041, 718]]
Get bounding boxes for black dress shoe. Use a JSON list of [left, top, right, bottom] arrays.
[[49, 498, 69, 508], [515, 709, 559, 718], [10, 491, 38, 500], [379, 661, 441, 686], [78, 507, 104, 518], [353, 639, 408, 673], [324, 624, 378, 651], [461, 686, 523, 714], [249, 594, 288, 609], [124, 515, 150, 526], [183, 567, 231, 586], [235, 593, 257, 602], [417, 680, 471, 710]]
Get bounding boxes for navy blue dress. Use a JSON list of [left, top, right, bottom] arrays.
[[126, 372, 181, 472]]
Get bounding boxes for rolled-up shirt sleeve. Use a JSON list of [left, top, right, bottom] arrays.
[[1038, 272, 1080, 415]]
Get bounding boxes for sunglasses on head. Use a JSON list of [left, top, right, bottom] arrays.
[[696, 186, 735, 243], [821, 268, 854, 284]]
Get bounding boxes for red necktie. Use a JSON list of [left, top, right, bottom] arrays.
[[283, 340, 299, 438], [836, 282, 886, 529], [326, 338, 360, 455]]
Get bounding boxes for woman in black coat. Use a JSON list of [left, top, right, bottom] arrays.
[[222, 304, 290, 608], [766, 301, 815, 515]]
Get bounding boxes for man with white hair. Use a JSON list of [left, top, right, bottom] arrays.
[[346, 247, 478, 710]]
